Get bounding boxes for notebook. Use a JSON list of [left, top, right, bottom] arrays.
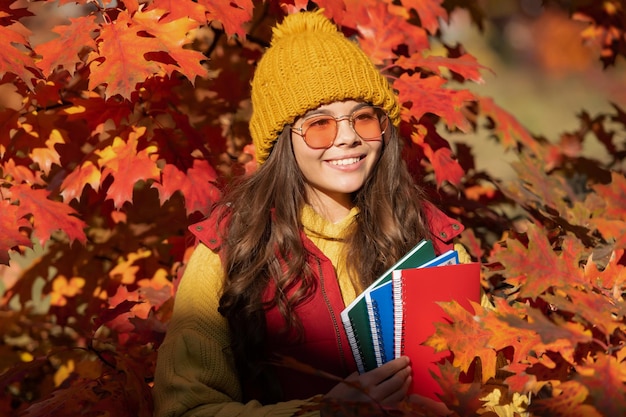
[[341, 239, 436, 373], [367, 249, 460, 367], [391, 262, 481, 400]]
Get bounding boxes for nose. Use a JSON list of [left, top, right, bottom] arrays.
[[333, 118, 360, 147]]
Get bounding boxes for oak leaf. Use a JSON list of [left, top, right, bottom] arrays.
[[34, 15, 98, 76], [152, 159, 221, 216], [199, 0, 253, 39], [0, 201, 31, 264], [10, 183, 87, 248], [0, 21, 39, 89], [574, 354, 626, 416], [60, 161, 102, 203], [88, 10, 165, 99], [395, 52, 490, 84], [95, 128, 160, 209], [479, 97, 540, 153], [132, 8, 209, 84], [146, 0, 208, 24], [489, 223, 586, 299], [401, 0, 448, 34], [396, 74, 475, 132]]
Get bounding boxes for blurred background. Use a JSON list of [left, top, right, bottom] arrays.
[[442, 0, 626, 180]]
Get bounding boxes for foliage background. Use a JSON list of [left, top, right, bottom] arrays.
[[0, 0, 625, 416]]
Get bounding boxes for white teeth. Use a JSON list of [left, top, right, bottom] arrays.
[[329, 157, 360, 166]]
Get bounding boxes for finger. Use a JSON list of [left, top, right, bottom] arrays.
[[380, 372, 412, 405], [374, 365, 411, 402], [366, 356, 411, 383]]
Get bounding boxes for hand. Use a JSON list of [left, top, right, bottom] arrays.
[[324, 356, 412, 406]]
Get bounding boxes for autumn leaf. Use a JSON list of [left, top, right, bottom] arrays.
[[0, 21, 39, 89], [489, 224, 588, 299], [9, 183, 87, 248], [402, 0, 448, 34], [592, 171, 626, 220], [95, 127, 160, 209], [479, 97, 541, 154], [427, 300, 498, 382], [422, 145, 465, 187], [146, 0, 208, 24], [0, 200, 31, 264], [574, 354, 626, 416], [152, 159, 221, 216], [199, 0, 253, 39], [88, 10, 165, 99], [395, 74, 475, 132], [34, 15, 99, 76], [60, 160, 102, 203], [395, 52, 490, 84], [132, 8, 209, 84], [29, 128, 64, 176], [530, 380, 602, 417], [50, 275, 86, 307]]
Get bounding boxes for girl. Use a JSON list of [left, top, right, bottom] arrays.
[[153, 9, 465, 417]]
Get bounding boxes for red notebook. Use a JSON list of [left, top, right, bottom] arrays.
[[391, 262, 481, 401]]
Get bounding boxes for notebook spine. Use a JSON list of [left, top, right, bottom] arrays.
[[369, 299, 386, 366], [345, 316, 366, 374], [392, 270, 404, 359]]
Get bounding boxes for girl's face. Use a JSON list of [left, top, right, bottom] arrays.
[[291, 100, 384, 215]]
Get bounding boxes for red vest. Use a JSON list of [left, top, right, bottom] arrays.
[[190, 202, 463, 401]]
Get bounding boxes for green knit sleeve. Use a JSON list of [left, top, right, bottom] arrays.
[[152, 244, 321, 417]]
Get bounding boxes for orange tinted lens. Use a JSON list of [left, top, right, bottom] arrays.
[[302, 116, 336, 148], [353, 107, 386, 140]]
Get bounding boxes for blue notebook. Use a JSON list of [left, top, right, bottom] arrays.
[[366, 280, 394, 366]]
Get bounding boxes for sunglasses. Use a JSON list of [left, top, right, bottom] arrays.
[[291, 106, 389, 149]]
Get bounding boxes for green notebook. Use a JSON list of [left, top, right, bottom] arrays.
[[340, 239, 436, 373]]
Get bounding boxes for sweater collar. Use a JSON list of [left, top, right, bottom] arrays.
[[300, 204, 358, 240]]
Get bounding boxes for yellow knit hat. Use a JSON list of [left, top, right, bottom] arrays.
[[249, 9, 401, 164]]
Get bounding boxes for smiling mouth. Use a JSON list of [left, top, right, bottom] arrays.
[[328, 157, 362, 166]]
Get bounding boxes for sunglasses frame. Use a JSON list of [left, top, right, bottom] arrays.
[[291, 106, 389, 149]]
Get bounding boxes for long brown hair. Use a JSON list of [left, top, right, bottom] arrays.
[[216, 122, 431, 397]]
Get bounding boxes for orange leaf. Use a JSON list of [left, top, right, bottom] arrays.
[[132, 8, 209, 84], [96, 127, 160, 209], [395, 53, 491, 84], [199, 0, 253, 39], [152, 159, 221, 216], [479, 97, 540, 154], [10, 184, 86, 248], [60, 161, 102, 203], [34, 15, 98, 76], [146, 0, 208, 24], [574, 354, 626, 416], [88, 10, 164, 99], [422, 145, 465, 187], [0, 22, 39, 89], [0, 200, 31, 264], [401, 0, 448, 34], [592, 171, 626, 220], [29, 129, 64, 175], [395, 74, 475, 132]]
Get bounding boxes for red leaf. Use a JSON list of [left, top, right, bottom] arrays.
[[88, 11, 164, 99], [0, 21, 39, 89], [574, 354, 626, 416], [422, 145, 465, 187], [479, 97, 540, 154], [395, 74, 475, 132], [401, 0, 448, 34], [60, 161, 102, 203], [95, 128, 160, 209], [132, 9, 209, 84], [153, 159, 221, 216], [10, 184, 87, 247], [0, 201, 31, 264], [489, 223, 587, 299], [198, 0, 253, 39], [34, 15, 99, 76], [146, 0, 208, 24], [592, 171, 626, 220], [395, 53, 491, 84]]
